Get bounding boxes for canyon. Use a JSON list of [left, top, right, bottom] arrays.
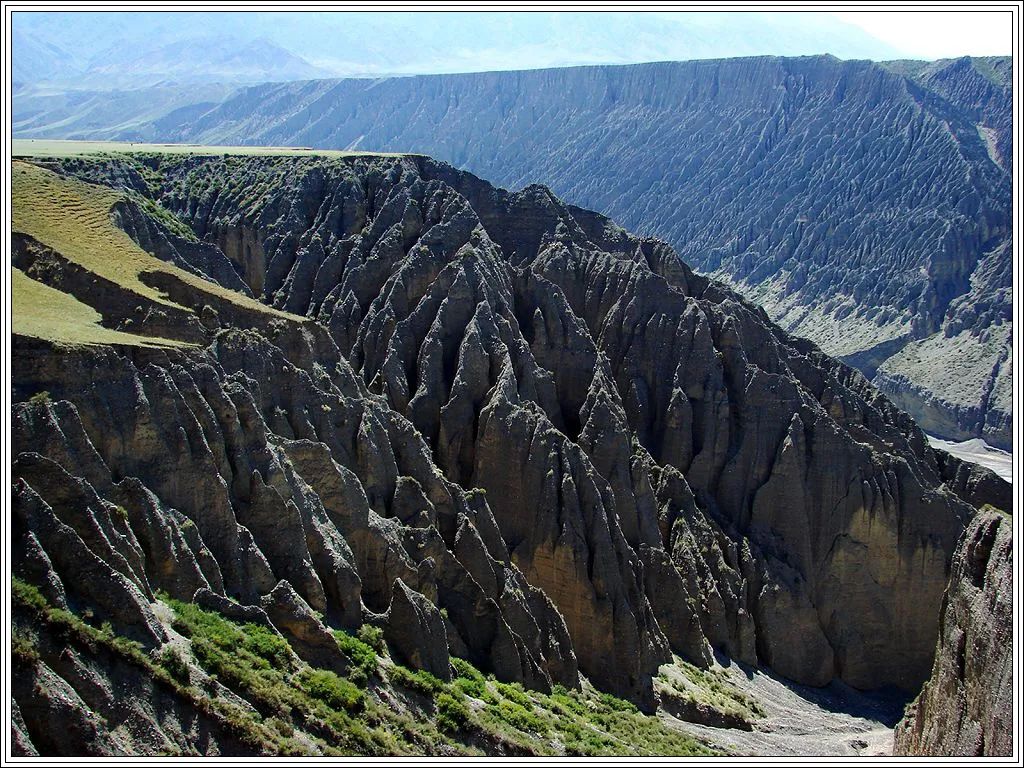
[[10, 147, 1012, 755]]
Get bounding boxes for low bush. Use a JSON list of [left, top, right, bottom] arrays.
[[159, 646, 191, 685], [356, 624, 386, 654], [28, 390, 51, 407], [492, 699, 548, 735], [299, 668, 365, 713], [452, 657, 490, 700], [332, 629, 378, 684], [494, 681, 532, 709], [389, 665, 444, 697], [435, 692, 469, 732]]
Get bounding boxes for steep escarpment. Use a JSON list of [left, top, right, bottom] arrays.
[[893, 510, 1013, 756], [10, 151, 1006, 754], [15, 54, 1011, 447]]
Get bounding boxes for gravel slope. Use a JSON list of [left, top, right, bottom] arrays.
[[663, 660, 906, 757]]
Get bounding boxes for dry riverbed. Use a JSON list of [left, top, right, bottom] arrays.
[[928, 435, 1012, 483], [661, 659, 906, 757]]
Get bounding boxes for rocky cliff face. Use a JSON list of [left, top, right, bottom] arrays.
[[894, 510, 1013, 756], [10, 152, 1007, 753], [14, 55, 1011, 447]]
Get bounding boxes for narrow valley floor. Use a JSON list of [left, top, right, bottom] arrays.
[[928, 435, 1013, 484], [662, 660, 907, 757]]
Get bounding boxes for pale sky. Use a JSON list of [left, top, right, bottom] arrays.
[[834, 11, 1014, 58]]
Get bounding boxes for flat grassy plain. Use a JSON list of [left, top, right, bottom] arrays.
[[12, 138, 411, 159]]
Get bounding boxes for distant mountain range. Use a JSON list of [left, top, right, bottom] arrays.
[[12, 54, 1012, 449], [12, 26, 330, 89], [12, 11, 903, 89]]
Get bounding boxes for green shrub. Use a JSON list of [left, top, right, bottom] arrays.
[[267, 716, 294, 738], [565, 730, 618, 756], [452, 658, 489, 699], [597, 691, 638, 714], [242, 625, 293, 668], [435, 692, 469, 732], [455, 677, 492, 701], [494, 699, 548, 735], [299, 668, 364, 713], [494, 681, 532, 708], [356, 624, 386, 654], [389, 665, 444, 697], [543, 685, 587, 716], [159, 646, 191, 685], [12, 578, 49, 612], [167, 598, 292, 671], [673, 660, 765, 719], [332, 629, 378, 684], [190, 636, 291, 716], [11, 631, 39, 664], [451, 656, 484, 682], [28, 390, 51, 407]]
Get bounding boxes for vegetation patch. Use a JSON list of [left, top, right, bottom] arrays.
[[657, 657, 765, 726], [11, 160, 298, 342], [27, 390, 52, 406], [435, 691, 470, 732], [388, 664, 445, 697], [451, 657, 492, 701], [159, 646, 191, 685], [12, 578, 277, 753], [12, 577, 721, 756], [130, 191, 199, 242], [299, 668, 364, 713], [332, 627, 379, 684], [356, 623, 386, 654], [979, 502, 1011, 519]]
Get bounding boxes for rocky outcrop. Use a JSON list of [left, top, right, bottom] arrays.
[[16, 55, 1010, 446], [873, 318, 1012, 450], [11, 602, 270, 756], [11, 152, 1006, 743], [383, 579, 451, 681], [260, 580, 348, 673], [933, 450, 1013, 515], [894, 511, 1012, 756]]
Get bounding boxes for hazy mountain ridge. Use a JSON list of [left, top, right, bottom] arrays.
[[13, 28, 328, 90], [12, 11, 902, 89]]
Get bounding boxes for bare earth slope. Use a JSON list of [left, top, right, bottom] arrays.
[[10, 150, 1008, 754], [13, 55, 1011, 447]]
